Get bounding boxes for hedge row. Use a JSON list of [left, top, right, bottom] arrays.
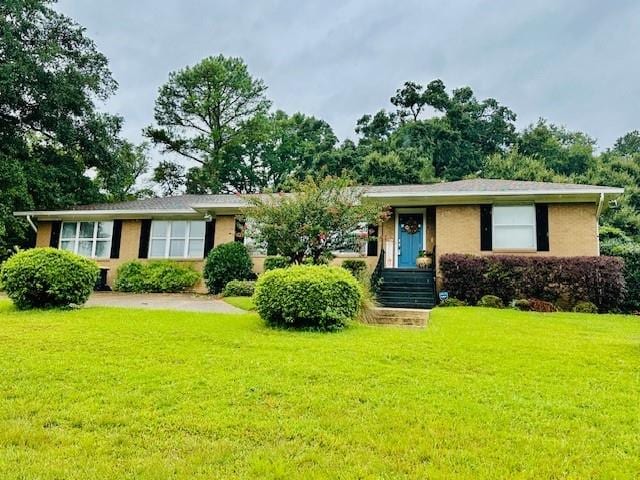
[[601, 243, 640, 311], [115, 261, 200, 293], [440, 254, 626, 312]]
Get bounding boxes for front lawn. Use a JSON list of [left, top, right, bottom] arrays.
[[0, 301, 638, 478], [223, 296, 256, 311]]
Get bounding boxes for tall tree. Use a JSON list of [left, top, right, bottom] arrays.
[[390, 81, 429, 121], [612, 130, 640, 156], [517, 120, 595, 176], [145, 55, 271, 193], [95, 142, 151, 201], [0, 0, 123, 257], [153, 160, 186, 196]]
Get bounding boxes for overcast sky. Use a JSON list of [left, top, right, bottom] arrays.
[[56, 0, 640, 154]]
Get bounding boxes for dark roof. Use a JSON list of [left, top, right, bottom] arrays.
[[15, 179, 624, 216], [69, 194, 248, 211], [363, 178, 623, 194]]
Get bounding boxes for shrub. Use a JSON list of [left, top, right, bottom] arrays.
[[223, 280, 255, 297], [603, 243, 640, 312], [0, 248, 99, 309], [440, 254, 625, 312], [204, 242, 253, 294], [573, 301, 599, 314], [477, 294, 504, 308], [115, 261, 200, 293], [512, 299, 531, 311], [113, 261, 146, 292], [254, 265, 363, 331], [263, 255, 290, 271], [528, 299, 557, 313], [341, 259, 368, 279], [437, 297, 466, 307]]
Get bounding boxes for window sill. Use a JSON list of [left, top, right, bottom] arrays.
[[147, 257, 204, 261], [331, 252, 367, 258], [491, 248, 538, 253]]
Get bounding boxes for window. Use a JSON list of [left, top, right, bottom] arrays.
[[332, 223, 368, 256], [60, 221, 113, 259], [149, 220, 205, 258], [492, 205, 536, 250], [238, 219, 267, 255]]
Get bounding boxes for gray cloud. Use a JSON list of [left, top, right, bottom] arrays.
[[56, 0, 640, 154]]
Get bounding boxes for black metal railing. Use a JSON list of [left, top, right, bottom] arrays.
[[370, 248, 385, 294]]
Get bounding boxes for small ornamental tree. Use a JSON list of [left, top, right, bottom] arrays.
[[244, 176, 390, 264]]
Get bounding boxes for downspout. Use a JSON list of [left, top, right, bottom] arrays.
[[595, 193, 604, 255], [26, 215, 38, 234]]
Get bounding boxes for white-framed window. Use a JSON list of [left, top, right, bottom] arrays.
[[241, 220, 267, 256], [332, 223, 368, 256], [60, 221, 113, 259], [492, 205, 536, 250], [149, 220, 205, 259]]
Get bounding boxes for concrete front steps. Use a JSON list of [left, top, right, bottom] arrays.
[[366, 307, 430, 327]]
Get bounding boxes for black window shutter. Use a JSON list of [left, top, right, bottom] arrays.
[[535, 204, 549, 251], [480, 205, 492, 251], [203, 220, 215, 258], [367, 224, 379, 257], [50, 221, 62, 248], [110, 220, 123, 258], [138, 219, 152, 258]]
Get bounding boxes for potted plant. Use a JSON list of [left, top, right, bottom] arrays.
[[416, 250, 432, 269]]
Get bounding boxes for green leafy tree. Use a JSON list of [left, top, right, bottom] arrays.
[[145, 55, 271, 193], [483, 150, 560, 182], [95, 142, 150, 201], [390, 82, 430, 121], [612, 130, 640, 156], [0, 0, 124, 258], [152, 160, 186, 196], [244, 177, 389, 264], [516, 120, 595, 176]]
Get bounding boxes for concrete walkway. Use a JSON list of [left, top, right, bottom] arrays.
[[86, 292, 245, 314]]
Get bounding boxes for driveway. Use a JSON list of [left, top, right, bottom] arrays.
[[86, 292, 245, 314]]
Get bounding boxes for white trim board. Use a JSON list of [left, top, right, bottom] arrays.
[[394, 207, 427, 268]]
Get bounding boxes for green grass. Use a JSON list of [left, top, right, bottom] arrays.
[[223, 295, 256, 311], [0, 301, 639, 479]]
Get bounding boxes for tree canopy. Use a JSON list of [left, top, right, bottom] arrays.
[[0, 0, 146, 258], [1, 5, 639, 254]]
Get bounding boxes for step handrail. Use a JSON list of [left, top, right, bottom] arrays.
[[370, 248, 385, 294]]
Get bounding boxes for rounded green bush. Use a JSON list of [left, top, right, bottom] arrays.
[[114, 261, 146, 292], [0, 248, 99, 310], [437, 297, 466, 307], [204, 242, 253, 294], [254, 265, 363, 331], [573, 300, 599, 314], [263, 255, 290, 271], [341, 259, 368, 279], [477, 294, 504, 308], [512, 299, 531, 311], [115, 260, 200, 293], [223, 280, 255, 297]]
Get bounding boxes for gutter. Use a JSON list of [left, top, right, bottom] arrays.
[[596, 192, 605, 256], [14, 208, 196, 217], [363, 188, 625, 198], [26, 215, 38, 233], [596, 192, 605, 218]]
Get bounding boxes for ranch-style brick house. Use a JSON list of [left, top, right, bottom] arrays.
[[15, 179, 623, 308]]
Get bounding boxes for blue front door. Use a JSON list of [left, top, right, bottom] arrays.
[[398, 212, 424, 268]]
